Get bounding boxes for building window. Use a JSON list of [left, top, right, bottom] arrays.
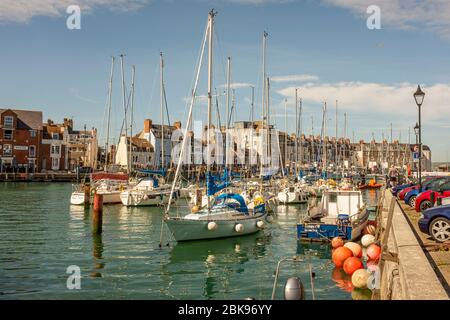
[[4, 116, 13, 128], [4, 130, 13, 140], [29, 145, 36, 158], [51, 145, 60, 155], [30, 130, 36, 138], [3, 144, 12, 155], [52, 133, 59, 140]]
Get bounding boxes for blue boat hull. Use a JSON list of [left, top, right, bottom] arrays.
[[297, 223, 353, 241]]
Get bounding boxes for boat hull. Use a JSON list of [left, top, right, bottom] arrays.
[[70, 191, 122, 205], [297, 209, 370, 241], [277, 191, 308, 204], [120, 190, 176, 206], [165, 212, 268, 242]]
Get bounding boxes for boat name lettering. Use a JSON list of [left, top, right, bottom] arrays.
[[304, 224, 321, 232]]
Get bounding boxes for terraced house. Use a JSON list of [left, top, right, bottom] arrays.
[[0, 108, 42, 173]]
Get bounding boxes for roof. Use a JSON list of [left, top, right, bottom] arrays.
[[129, 136, 154, 151], [0, 108, 43, 130]]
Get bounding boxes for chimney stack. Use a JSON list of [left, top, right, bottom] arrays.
[[144, 119, 152, 134]]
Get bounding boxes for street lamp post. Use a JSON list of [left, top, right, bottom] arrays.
[[414, 122, 419, 181], [413, 85, 425, 185]]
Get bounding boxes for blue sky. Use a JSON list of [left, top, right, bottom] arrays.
[[1, 0, 450, 161]]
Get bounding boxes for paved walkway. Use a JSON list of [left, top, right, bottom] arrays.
[[398, 201, 450, 295]]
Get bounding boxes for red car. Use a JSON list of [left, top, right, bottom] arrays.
[[415, 180, 450, 212]]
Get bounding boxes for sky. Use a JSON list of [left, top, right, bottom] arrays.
[[1, 0, 450, 161]]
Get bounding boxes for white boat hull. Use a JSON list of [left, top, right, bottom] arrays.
[[165, 212, 268, 242], [120, 190, 176, 206], [70, 192, 86, 205], [70, 191, 122, 205], [277, 191, 308, 204]]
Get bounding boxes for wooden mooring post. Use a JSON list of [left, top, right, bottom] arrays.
[[92, 193, 103, 235]]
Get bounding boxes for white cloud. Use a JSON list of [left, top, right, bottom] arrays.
[[322, 0, 450, 39], [219, 82, 254, 89], [277, 81, 450, 121], [271, 74, 319, 83], [0, 0, 151, 23]]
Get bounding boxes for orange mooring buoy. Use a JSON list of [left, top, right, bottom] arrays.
[[331, 237, 344, 249], [343, 257, 364, 276], [332, 247, 353, 268]]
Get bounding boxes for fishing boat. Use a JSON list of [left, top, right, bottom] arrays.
[[70, 172, 129, 205], [120, 169, 177, 206], [297, 189, 370, 241]]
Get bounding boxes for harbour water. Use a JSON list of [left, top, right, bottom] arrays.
[[0, 183, 379, 300]]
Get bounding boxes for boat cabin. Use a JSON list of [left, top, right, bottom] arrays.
[[316, 190, 364, 219]]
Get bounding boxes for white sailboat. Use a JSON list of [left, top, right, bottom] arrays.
[[164, 11, 269, 242], [120, 53, 178, 207]]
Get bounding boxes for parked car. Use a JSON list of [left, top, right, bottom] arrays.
[[415, 180, 450, 212], [404, 177, 450, 207], [418, 205, 450, 242], [398, 176, 436, 201], [391, 183, 414, 196]]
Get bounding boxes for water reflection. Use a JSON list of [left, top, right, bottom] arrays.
[[169, 233, 270, 264], [165, 233, 271, 299], [91, 234, 104, 278]]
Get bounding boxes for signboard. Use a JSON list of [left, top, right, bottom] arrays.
[[413, 152, 420, 163], [14, 146, 29, 151]]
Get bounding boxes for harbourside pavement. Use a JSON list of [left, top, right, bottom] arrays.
[[375, 189, 449, 300]]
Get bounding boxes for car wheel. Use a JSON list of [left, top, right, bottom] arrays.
[[429, 218, 450, 242], [420, 200, 433, 212], [408, 195, 417, 207]]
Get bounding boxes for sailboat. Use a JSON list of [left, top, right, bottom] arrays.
[[164, 11, 269, 242], [70, 57, 130, 205], [120, 53, 179, 207]]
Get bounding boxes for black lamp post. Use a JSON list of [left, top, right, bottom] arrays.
[[413, 86, 425, 185], [414, 122, 419, 179]]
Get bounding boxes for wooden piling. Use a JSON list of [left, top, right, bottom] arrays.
[[84, 184, 90, 207], [92, 193, 103, 235]]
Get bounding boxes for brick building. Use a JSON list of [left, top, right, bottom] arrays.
[[0, 109, 42, 173]]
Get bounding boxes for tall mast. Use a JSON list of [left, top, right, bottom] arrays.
[[226, 56, 231, 169], [129, 65, 135, 173], [311, 115, 314, 163], [160, 52, 165, 169], [119, 54, 129, 174], [261, 31, 268, 176], [295, 88, 298, 175], [206, 9, 216, 210], [266, 77, 271, 171], [166, 12, 209, 214], [284, 98, 288, 174], [335, 99, 338, 166], [250, 85, 254, 172], [105, 56, 115, 172], [299, 97, 303, 168]]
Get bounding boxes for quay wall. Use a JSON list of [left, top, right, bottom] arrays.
[[378, 190, 449, 300], [0, 172, 80, 182]]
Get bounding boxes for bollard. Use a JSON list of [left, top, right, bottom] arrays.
[[437, 197, 442, 206], [92, 193, 103, 235], [430, 192, 435, 207]]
